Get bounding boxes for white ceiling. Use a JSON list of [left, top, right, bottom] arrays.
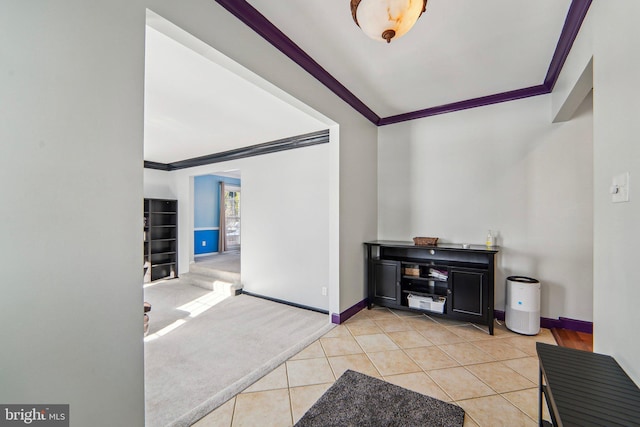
[[144, 26, 327, 164], [144, 1, 573, 164]]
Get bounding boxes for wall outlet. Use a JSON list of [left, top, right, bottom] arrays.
[[202, 241, 206, 247], [321, 287, 327, 296]]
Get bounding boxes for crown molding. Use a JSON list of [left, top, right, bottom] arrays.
[[215, 0, 592, 126], [144, 129, 329, 170], [215, 0, 380, 125]]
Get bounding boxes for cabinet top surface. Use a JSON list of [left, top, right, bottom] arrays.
[[364, 240, 499, 254]]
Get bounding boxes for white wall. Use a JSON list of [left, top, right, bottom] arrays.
[[378, 94, 594, 321], [0, 2, 145, 426], [143, 168, 177, 200], [590, 0, 640, 384], [168, 144, 332, 311]]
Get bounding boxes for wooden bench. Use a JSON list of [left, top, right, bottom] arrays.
[[536, 342, 640, 426]]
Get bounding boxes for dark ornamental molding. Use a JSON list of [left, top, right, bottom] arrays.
[[214, 0, 592, 126], [214, 0, 380, 125], [144, 129, 329, 170]]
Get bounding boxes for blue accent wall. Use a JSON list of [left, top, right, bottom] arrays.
[[194, 230, 219, 254], [193, 175, 241, 255]]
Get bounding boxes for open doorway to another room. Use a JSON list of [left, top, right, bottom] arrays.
[[192, 171, 241, 288], [221, 183, 241, 252]]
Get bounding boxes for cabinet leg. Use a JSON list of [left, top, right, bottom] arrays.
[[489, 321, 494, 335]]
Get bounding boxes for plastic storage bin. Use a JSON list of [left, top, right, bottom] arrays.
[[407, 294, 445, 313]]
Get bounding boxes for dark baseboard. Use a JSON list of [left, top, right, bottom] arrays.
[[494, 310, 593, 334], [338, 300, 594, 333], [241, 290, 329, 315], [331, 299, 368, 324]]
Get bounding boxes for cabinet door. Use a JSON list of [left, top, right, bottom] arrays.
[[372, 260, 400, 304], [449, 267, 487, 318]]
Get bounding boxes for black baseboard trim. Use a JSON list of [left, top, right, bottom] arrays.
[[240, 290, 329, 315], [331, 299, 368, 324]]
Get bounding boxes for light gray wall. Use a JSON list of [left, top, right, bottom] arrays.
[[167, 144, 332, 312], [378, 94, 594, 321], [144, 168, 177, 200], [0, 2, 146, 426], [551, 0, 640, 386], [590, 0, 640, 384], [2, 1, 377, 425]]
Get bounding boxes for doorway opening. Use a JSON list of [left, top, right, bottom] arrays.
[[221, 184, 241, 252]]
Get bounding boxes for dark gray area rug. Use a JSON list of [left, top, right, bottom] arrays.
[[295, 370, 465, 427]]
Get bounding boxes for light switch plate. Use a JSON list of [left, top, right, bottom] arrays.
[[612, 172, 630, 203]]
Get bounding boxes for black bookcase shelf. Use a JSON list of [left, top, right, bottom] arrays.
[[144, 198, 178, 282]]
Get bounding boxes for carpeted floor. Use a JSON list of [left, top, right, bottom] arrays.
[[144, 282, 333, 427], [295, 370, 465, 427]]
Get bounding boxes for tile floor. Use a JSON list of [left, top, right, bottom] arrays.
[[192, 307, 556, 427]]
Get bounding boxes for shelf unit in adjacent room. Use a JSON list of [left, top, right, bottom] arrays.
[[144, 198, 178, 282]]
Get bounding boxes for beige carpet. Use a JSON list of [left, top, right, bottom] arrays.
[[144, 282, 332, 427]]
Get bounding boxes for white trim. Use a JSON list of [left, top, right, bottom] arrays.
[[194, 252, 219, 258], [194, 227, 219, 231]]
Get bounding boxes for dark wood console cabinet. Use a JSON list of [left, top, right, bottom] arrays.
[[365, 241, 498, 335]]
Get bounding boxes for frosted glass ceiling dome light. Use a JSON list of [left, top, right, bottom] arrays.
[[351, 0, 427, 44]]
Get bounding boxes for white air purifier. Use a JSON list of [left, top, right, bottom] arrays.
[[505, 276, 540, 335]]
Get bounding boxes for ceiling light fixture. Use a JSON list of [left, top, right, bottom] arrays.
[[350, 0, 427, 44]]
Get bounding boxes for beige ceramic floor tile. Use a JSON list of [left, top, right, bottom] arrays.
[[321, 324, 351, 338], [367, 350, 422, 376], [192, 397, 235, 427], [438, 342, 496, 365], [373, 318, 414, 332], [232, 389, 292, 427], [327, 354, 380, 378], [429, 317, 471, 327], [289, 383, 333, 423], [403, 316, 440, 330], [501, 334, 555, 356], [344, 317, 376, 326], [447, 324, 494, 341], [384, 372, 452, 402], [491, 321, 520, 338], [354, 333, 399, 352], [502, 357, 540, 384], [427, 367, 495, 401], [457, 394, 536, 427], [366, 308, 398, 320], [286, 357, 335, 388], [244, 364, 289, 393], [503, 387, 550, 422], [389, 308, 423, 317], [345, 309, 371, 321], [387, 330, 434, 349], [405, 346, 460, 370], [471, 339, 529, 361], [319, 336, 363, 357], [463, 414, 480, 427], [346, 322, 384, 336], [417, 326, 468, 345], [465, 362, 536, 393], [290, 341, 326, 360]]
